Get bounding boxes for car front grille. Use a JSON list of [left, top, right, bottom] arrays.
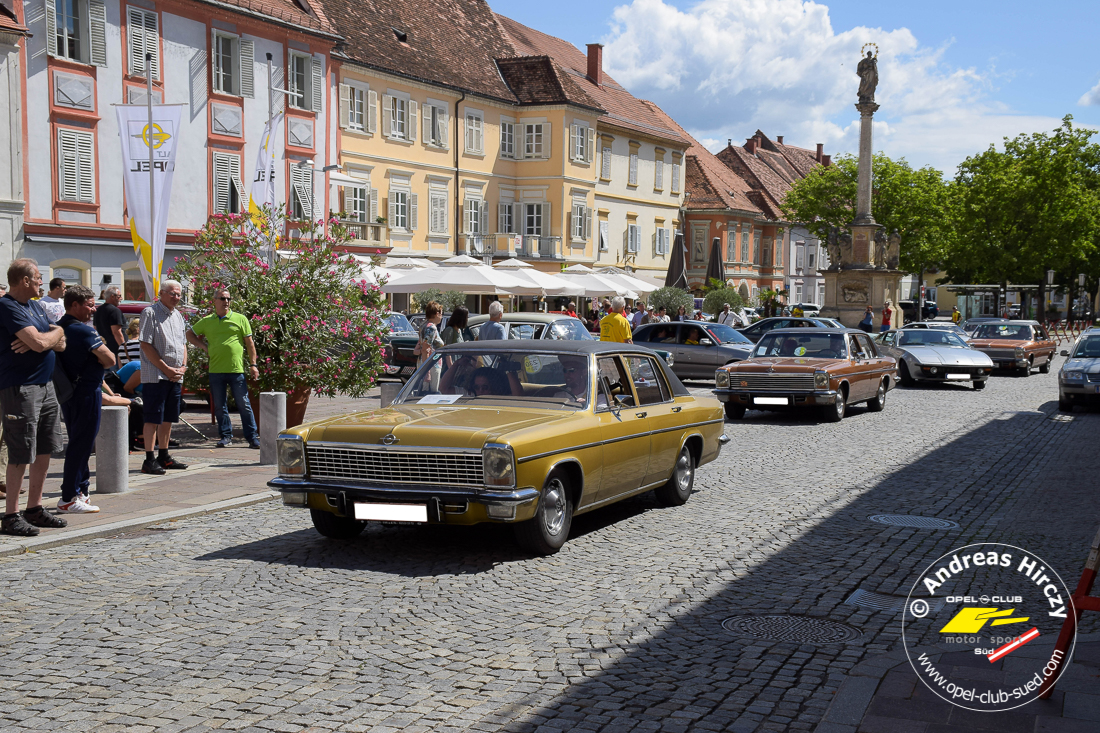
[[306, 445, 484, 486], [1087, 373, 1100, 383], [732, 373, 816, 391], [979, 348, 1018, 360]]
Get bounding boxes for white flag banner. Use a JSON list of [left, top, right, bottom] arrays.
[[249, 112, 283, 225], [116, 104, 182, 299]]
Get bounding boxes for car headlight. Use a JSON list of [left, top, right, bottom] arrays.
[[277, 435, 305, 477], [1062, 370, 1085, 381], [929, 366, 938, 375], [1014, 347, 1026, 358], [715, 371, 730, 389], [482, 443, 516, 489], [814, 371, 829, 389], [665, 352, 674, 366]]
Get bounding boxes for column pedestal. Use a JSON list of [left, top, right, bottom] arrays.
[[820, 268, 904, 329]]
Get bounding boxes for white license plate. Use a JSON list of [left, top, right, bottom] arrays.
[[754, 396, 789, 406], [946, 373, 970, 380], [353, 503, 428, 523]]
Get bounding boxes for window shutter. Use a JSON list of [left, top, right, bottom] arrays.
[[213, 153, 230, 213], [144, 11, 159, 79], [586, 128, 595, 164], [387, 196, 396, 225], [570, 124, 579, 161], [407, 101, 417, 141], [422, 105, 432, 142], [629, 154, 638, 185], [89, 0, 108, 67], [462, 199, 471, 234], [338, 84, 351, 129], [57, 130, 78, 201], [127, 8, 145, 76], [542, 123, 551, 159], [655, 161, 663, 189], [584, 208, 591, 241], [439, 109, 449, 149], [45, 0, 57, 56], [671, 162, 681, 193], [381, 95, 393, 136], [230, 166, 246, 212], [311, 57, 323, 112], [480, 201, 489, 234], [239, 39, 254, 98], [369, 188, 379, 220], [367, 91, 377, 134], [601, 146, 611, 179], [498, 203, 509, 233], [408, 193, 418, 230]]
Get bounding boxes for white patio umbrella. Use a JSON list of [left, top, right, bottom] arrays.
[[556, 272, 634, 298], [381, 265, 535, 295], [493, 258, 533, 268], [562, 263, 594, 273], [383, 257, 436, 268], [595, 270, 659, 295], [504, 269, 586, 296], [440, 254, 481, 266]]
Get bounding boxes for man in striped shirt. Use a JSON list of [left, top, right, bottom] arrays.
[[138, 280, 189, 475]]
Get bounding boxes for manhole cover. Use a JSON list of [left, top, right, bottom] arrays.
[[721, 614, 862, 644], [868, 515, 959, 530], [844, 589, 945, 614]]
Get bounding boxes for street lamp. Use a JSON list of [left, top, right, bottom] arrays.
[[1080, 273, 1086, 288], [1047, 269, 1055, 287]]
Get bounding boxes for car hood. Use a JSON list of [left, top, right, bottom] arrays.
[[970, 339, 1031, 349], [1062, 357, 1100, 374], [898, 344, 993, 366], [726, 357, 850, 372], [718, 343, 754, 354], [301, 404, 576, 450]]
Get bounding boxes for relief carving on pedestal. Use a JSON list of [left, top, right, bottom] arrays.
[[841, 280, 869, 303]]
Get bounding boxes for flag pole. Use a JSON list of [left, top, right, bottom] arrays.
[[146, 52, 155, 297], [266, 52, 273, 122]]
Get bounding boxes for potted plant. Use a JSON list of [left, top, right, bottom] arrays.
[[170, 208, 388, 427]]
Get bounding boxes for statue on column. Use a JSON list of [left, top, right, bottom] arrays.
[[887, 228, 901, 269], [825, 227, 842, 270], [838, 231, 853, 267], [873, 229, 887, 269], [857, 49, 878, 104]]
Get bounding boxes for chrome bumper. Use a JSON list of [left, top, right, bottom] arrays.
[[269, 476, 540, 506], [712, 389, 838, 405]]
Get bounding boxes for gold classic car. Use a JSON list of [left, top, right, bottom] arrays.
[[271, 341, 728, 555], [968, 320, 1057, 376], [713, 328, 897, 422]]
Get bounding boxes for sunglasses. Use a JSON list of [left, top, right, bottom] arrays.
[[216, 296, 232, 301], [562, 367, 581, 374]]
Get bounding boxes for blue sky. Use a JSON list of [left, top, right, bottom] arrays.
[[490, 0, 1100, 174]]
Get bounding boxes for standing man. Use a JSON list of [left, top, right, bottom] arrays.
[[478, 301, 506, 341], [39, 277, 66, 323], [94, 285, 126, 355], [0, 259, 68, 536], [630, 303, 645, 329], [186, 288, 260, 449], [717, 303, 738, 326], [56, 286, 116, 513], [951, 306, 961, 324], [657, 306, 670, 323], [599, 296, 634, 344], [881, 299, 894, 332], [139, 280, 189, 475]]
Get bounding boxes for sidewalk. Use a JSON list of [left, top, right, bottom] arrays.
[[0, 389, 384, 557]]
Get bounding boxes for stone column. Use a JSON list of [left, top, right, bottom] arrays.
[[854, 102, 879, 226], [95, 406, 130, 494], [259, 392, 286, 466]]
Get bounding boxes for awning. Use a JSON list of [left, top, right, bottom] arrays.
[[25, 233, 193, 251], [328, 171, 370, 186]]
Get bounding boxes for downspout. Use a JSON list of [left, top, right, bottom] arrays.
[[454, 91, 466, 256]]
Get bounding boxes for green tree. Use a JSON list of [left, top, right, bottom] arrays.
[[648, 286, 694, 316], [412, 290, 468, 313], [702, 288, 745, 317]]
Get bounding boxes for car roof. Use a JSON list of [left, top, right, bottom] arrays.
[[903, 321, 959, 328], [767, 327, 863, 335], [467, 312, 575, 324], [439, 340, 657, 356], [637, 319, 713, 327]]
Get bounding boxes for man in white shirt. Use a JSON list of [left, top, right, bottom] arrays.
[[630, 304, 645, 329], [717, 303, 739, 326], [38, 278, 65, 324]]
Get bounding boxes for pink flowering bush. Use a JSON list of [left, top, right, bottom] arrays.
[[170, 208, 387, 398]]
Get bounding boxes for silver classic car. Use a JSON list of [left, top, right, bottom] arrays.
[[1058, 330, 1100, 411], [632, 321, 753, 380], [874, 328, 994, 389]]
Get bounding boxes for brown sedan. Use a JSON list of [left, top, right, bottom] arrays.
[[968, 320, 1056, 376], [713, 328, 897, 422]]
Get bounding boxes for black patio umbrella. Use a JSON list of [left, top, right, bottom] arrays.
[[704, 236, 725, 286], [664, 230, 689, 289]]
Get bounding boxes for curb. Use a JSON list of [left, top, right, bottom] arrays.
[[813, 632, 1100, 732], [0, 491, 280, 558]]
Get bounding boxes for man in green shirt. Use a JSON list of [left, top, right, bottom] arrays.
[[186, 289, 260, 448]]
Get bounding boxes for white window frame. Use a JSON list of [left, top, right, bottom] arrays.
[[570, 122, 590, 162], [287, 51, 312, 111], [654, 159, 664, 190], [806, 245, 816, 271], [570, 201, 590, 242], [345, 185, 368, 222], [601, 145, 612, 180], [464, 109, 484, 155], [524, 202, 544, 236], [430, 191, 449, 235], [127, 7, 159, 79], [725, 230, 735, 262], [388, 188, 416, 232], [500, 118, 516, 159], [49, 0, 106, 66], [498, 201, 515, 233], [463, 197, 488, 235], [289, 165, 314, 221], [655, 227, 670, 257], [627, 224, 641, 253], [382, 91, 416, 141], [423, 102, 449, 148], [339, 81, 376, 135], [628, 151, 639, 186], [795, 283, 803, 303], [57, 127, 95, 203], [523, 121, 550, 159], [671, 159, 681, 194], [795, 243, 805, 270], [211, 31, 252, 97], [212, 151, 245, 214]]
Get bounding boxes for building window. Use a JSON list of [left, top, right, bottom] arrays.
[[570, 202, 590, 241], [671, 160, 681, 194], [571, 123, 591, 162], [463, 199, 488, 234], [126, 8, 159, 79], [763, 237, 772, 266], [465, 111, 483, 154], [288, 53, 309, 109], [726, 230, 736, 262], [691, 227, 706, 263], [289, 165, 313, 221], [524, 203, 543, 235], [627, 224, 640, 253], [500, 119, 515, 158], [795, 243, 805, 270], [55, 0, 84, 61], [212, 151, 245, 214], [656, 228, 670, 256], [654, 160, 664, 190], [628, 152, 638, 186], [57, 128, 95, 203], [348, 87, 364, 130], [388, 190, 416, 231], [775, 230, 783, 266], [817, 282, 825, 305], [430, 192, 448, 234], [383, 94, 416, 140], [753, 230, 761, 264], [424, 104, 448, 147], [211, 32, 252, 97], [345, 185, 368, 222], [339, 83, 376, 134], [806, 245, 816, 271], [795, 283, 803, 303], [498, 202, 515, 233], [601, 146, 612, 180], [48, 0, 107, 66], [523, 122, 548, 159]]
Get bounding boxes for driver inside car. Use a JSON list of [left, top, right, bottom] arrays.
[[439, 356, 522, 396], [552, 355, 602, 408]]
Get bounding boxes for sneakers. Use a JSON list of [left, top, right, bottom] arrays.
[[141, 459, 166, 475], [1, 513, 38, 536], [58, 496, 101, 513], [215, 438, 231, 448], [23, 506, 67, 529], [248, 441, 260, 450], [158, 455, 188, 471]]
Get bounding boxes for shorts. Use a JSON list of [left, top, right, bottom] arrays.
[[143, 380, 182, 424], [0, 383, 65, 465]]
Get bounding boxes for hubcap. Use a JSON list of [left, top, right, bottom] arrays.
[[836, 394, 846, 418], [542, 479, 567, 536], [877, 382, 885, 404], [675, 450, 693, 492]]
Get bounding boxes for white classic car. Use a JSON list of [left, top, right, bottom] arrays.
[[874, 328, 993, 389]]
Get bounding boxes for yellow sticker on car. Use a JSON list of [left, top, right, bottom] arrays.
[[524, 356, 543, 374], [795, 346, 807, 356]]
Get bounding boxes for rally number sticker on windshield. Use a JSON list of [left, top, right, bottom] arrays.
[[524, 356, 543, 374], [795, 346, 807, 356]]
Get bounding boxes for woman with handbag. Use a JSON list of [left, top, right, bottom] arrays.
[[414, 301, 445, 392]]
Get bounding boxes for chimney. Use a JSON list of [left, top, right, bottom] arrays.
[[745, 138, 756, 154], [586, 43, 603, 86], [822, 154, 832, 166], [776, 135, 784, 144], [816, 143, 824, 162]]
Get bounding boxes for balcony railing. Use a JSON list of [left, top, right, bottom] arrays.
[[339, 219, 387, 244], [462, 234, 494, 258], [517, 235, 563, 260]]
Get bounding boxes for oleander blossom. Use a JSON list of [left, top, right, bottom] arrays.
[[169, 206, 387, 398]]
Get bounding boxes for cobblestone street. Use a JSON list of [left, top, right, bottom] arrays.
[[1, 368, 1098, 733]]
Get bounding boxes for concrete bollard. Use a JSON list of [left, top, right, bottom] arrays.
[[95, 406, 130, 494], [380, 382, 401, 408], [259, 392, 287, 466]]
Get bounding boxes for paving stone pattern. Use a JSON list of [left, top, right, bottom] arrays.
[[0, 370, 1098, 732]]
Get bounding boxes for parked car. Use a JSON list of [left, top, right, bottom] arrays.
[[899, 300, 938, 322], [714, 328, 897, 422], [470, 312, 675, 367], [968, 320, 1057, 376], [736, 317, 833, 344], [901, 321, 972, 341], [787, 303, 822, 317], [380, 312, 419, 379], [632, 320, 753, 380], [961, 317, 1007, 334], [874, 328, 993, 389], [1058, 330, 1100, 411], [815, 317, 845, 328], [271, 341, 728, 554]]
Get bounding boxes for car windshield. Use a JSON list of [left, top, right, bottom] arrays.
[[548, 319, 594, 340], [754, 333, 848, 358], [898, 330, 968, 347], [973, 324, 1032, 340], [395, 350, 591, 408], [383, 313, 414, 333], [1072, 337, 1100, 358], [706, 324, 752, 344]]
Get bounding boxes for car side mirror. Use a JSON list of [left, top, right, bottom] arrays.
[[1060, 350, 1069, 357], [699, 338, 713, 346]]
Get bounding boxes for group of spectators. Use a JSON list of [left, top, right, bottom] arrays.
[[0, 259, 261, 537]]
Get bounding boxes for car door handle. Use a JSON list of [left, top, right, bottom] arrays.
[[671, 406, 682, 412], [635, 412, 647, 418]]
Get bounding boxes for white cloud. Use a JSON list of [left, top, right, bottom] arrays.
[[1079, 79, 1100, 106], [600, 0, 1068, 174]]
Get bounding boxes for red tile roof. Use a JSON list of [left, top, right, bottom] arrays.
[[496, 56, 601, 110], [201, 0, 337, 37], [0, 0, 27, 35]]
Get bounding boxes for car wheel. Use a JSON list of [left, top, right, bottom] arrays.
[[821, 388, 846, 422], [725, 402, 746, 420], [973, 380, 987, 390], [654, 445, 695, 507], [1020, 359, 1032, 377], [514, 473, 573, 555], [310, 508, 366, 539], [1058, 393, 1073, 412], [1039, 358, 1051, 374], [899, 362, 915, 387], [866, 379, 887, 412]]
